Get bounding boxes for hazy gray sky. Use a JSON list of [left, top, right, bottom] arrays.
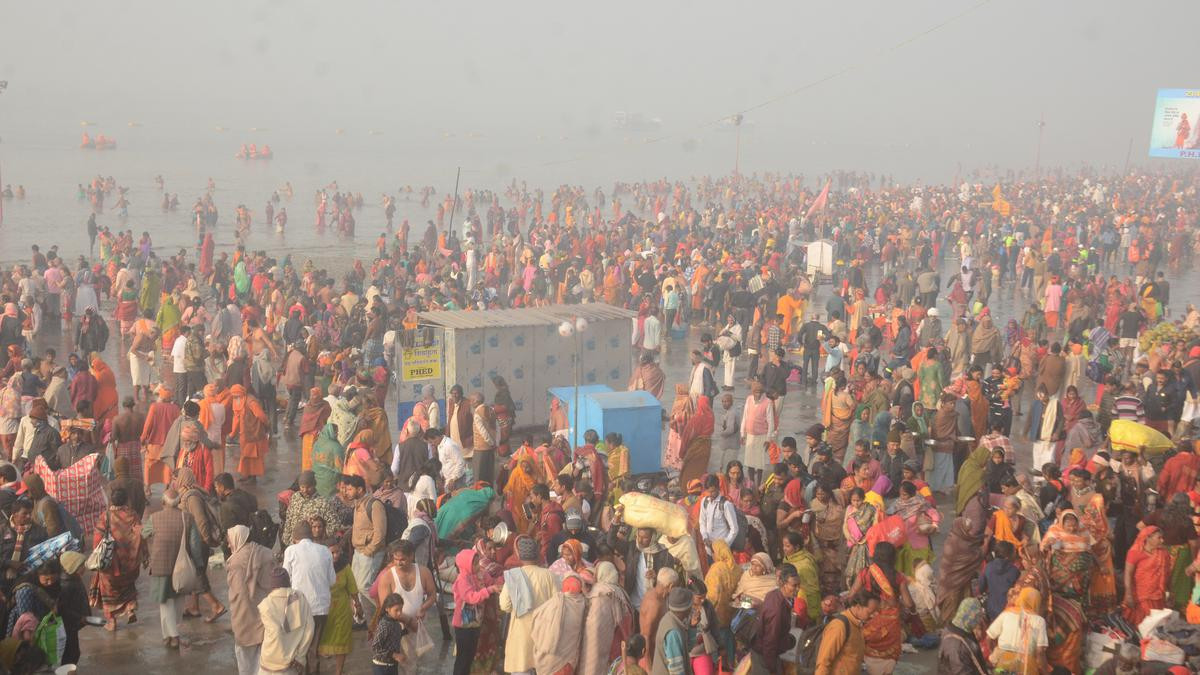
[[3, 0, 1197, 185]]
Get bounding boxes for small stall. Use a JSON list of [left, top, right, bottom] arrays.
[[582, 390, 663, 474], [396, 303, 636, 432], [806, 239, 835, 281]]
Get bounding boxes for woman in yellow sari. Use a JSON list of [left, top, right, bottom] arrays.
[[822, 374, 855, 460], [504, 457, 539, 534], [704, 540, 742, 673]]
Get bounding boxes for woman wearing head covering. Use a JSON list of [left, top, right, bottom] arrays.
[[225, 523, 275, 670], [845, 404, 873, 470], [549, 539, 595, 585], [732, 552, 778, 605], [938, 597, 988, 674], [954, 441, 991, 516], [704, 536, 742, 638], [663, 385, 693, 473], [358, 400, 392, 461], [344, 428, 384, 489], [451, 548, 502, 675], [90, 353, 119, 423], [678, 395, 714, 490], [93, 486, 145, 631], [986, 587, 1049, 674], [893, 480, 941, 577], [155, 294, 182, 352], [1068, 468, 1118, 618], [1123, 525, 1170, 625], [0, 374, 21, 457], [936, 516, 987, 626], [140, 386, 181, 491], [846, 541, 913, 671], [229, 384, 269, 483], [297, 387, 330, 473], [580, 561, 634, 675], [529, 575, 589, 675], [823, 375, 856, 461], [317, 540, 361, 673]]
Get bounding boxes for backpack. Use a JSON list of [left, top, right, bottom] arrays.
[[719, 497, 750, 551], [368, 497, 408, 545], [796, 615, 850, 674], [249, 509, 280, 551]]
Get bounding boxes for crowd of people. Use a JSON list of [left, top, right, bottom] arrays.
[[0, 165, 1194, 674]]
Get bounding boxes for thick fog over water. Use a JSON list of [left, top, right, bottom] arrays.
[[1, 0, 1197, 190]]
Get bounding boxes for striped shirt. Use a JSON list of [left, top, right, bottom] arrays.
[[1111, 395, 1146, 423]]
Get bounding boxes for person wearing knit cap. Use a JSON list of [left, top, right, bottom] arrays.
[[257, 567, 315, 674], [652, 587, 695, 674], [802, 423, 828, 465], [17, 397, 61, 468], [500, 535, 560, 674]]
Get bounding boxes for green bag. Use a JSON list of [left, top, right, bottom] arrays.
[[33, 612, 64, 667]]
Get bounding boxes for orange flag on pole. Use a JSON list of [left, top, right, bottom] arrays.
[[806, 179, 831, 219]]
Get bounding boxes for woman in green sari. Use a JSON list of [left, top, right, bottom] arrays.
[[155, 293, 181, 352], [845, 404, 873, 470], [233, 260, 251, 302], [310, 422, 346, 498], [434, 486, 497, 550], [138, 267, 161, 315], [917, 347, 945, 410]]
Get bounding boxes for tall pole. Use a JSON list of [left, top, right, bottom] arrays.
[[732, 114, 744, 178], [573, 328, 580, 462], [1123, 137, 1134, 174], [446, 166, 462, 237], [1034, 112, 1045, 177]]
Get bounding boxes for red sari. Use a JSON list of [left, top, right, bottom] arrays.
[[1124, 526, 1170, 625]]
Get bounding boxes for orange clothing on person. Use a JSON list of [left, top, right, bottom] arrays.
[[230, 385, 270, 478], [140, 396, 181, 487]]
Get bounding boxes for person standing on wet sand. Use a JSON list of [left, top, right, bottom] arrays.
[[140, 386, 180, 495], [147, 488, 186, 649]]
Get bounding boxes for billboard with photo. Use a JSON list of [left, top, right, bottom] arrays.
[[1149, 88, 1200, 158]]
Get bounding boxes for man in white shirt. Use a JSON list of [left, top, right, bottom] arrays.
[[697, 475, 739, 554], [170, 325, 190, 405], [687, 350, 714, 402], [425, 427, 467, 489], [282, 521, 335, 673], [635, 309, 662, 357]]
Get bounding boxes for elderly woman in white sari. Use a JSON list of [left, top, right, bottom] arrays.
[[579, 562, 635, 675]]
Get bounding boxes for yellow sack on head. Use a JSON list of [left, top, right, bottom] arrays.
[[618, 492, 688, 538], [1108, 419, 1174, 456]]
